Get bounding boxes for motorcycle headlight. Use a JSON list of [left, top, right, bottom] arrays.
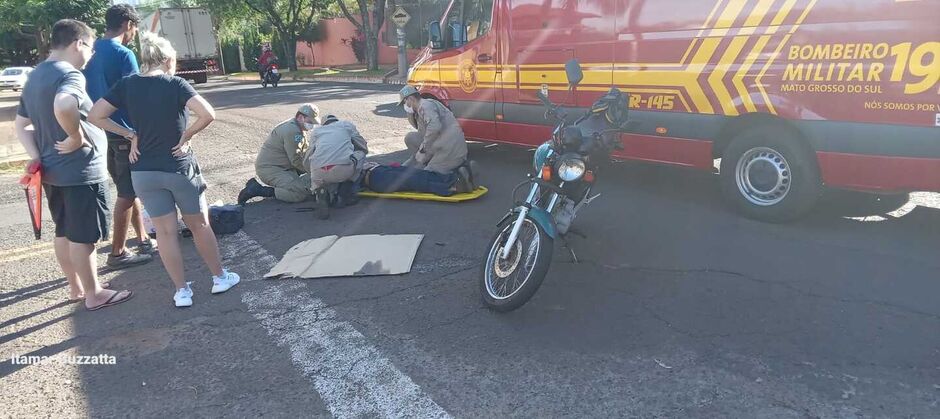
[[557, 157, 586, 182]]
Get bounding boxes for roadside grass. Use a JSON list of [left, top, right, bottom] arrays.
[[228, 65, 393, 80], [0, 159, 27, 175]]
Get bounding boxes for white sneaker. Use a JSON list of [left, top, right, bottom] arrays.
[[211, 270, 240, 294], [174, 283, 193, 307]]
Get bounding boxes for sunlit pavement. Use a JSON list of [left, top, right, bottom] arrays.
[[1, 79, 938, 417]]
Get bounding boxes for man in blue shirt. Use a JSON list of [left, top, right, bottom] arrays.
[[84, 4, 154, 268]]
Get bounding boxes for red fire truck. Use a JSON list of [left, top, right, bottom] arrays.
[[406, 0, 940, 221]]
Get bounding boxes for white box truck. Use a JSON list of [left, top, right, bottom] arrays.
[[141, 7, 218, 84]]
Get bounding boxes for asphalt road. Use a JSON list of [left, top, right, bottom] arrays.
[[1, 80, 938, 418]]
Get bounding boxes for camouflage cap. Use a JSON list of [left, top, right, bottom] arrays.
[[398, 85, 419, 105], [297, 103, 320, 120]]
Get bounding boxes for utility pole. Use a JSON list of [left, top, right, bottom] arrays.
[[391, 6, 411, 80]]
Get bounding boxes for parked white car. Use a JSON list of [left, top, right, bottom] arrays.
[[0, 67, 33, 91]]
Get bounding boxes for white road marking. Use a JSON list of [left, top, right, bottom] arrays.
[[220, 231, 451, 418]]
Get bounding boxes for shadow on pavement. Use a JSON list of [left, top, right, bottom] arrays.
[[67, 238, 328, 416], [0, 277, 67, 303], [372, 102, 406, 120]]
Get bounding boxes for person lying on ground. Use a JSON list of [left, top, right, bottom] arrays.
[[359, 161, 475, 197]]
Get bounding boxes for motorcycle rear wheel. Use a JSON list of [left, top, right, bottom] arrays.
[[480, 216, 554, 312]]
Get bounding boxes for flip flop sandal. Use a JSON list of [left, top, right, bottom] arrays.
[[86, 290, 134, 311], [68, 281, 112, 303]]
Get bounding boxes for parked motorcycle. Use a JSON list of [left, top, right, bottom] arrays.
[[480, 59, 634, 312]]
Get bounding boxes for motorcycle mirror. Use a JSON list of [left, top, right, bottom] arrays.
[[565, 59, 584, 87], [428, 22, 444, 50]]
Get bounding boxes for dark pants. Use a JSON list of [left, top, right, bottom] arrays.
[[107, 133, 136, 199], [365, 166, 456, 196], [46, 182, 111, 244]]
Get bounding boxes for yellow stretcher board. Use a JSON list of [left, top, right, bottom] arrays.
[[358, 186, 488, 202]]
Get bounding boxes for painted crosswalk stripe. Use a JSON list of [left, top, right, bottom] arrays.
[[219, 231, 451, 418]]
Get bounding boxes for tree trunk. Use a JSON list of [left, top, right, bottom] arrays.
[[365, 31, 378, 71], [280, 34, 298, 71], [35, 29, 49, 61]]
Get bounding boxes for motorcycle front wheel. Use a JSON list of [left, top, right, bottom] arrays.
[[480, 216, 554, 312]]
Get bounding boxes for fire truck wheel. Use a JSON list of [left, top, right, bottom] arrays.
[[193, 72, 208, 84], [720, 126, 822, 223]]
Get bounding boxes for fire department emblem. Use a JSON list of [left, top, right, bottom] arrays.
[[458, 60, 477, 93]]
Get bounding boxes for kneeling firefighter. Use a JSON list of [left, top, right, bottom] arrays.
[[304, 115, 369, 219], [238, 104, 319, 204]]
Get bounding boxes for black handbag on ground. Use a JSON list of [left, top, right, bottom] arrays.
[[209, 204, 244, 235]]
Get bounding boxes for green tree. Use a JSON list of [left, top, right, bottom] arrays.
[[0, 0, 109, 60], [335, 0, 386, 70], [242, 0, 331, 71]]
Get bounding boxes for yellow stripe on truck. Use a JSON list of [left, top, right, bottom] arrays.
[[409, 0, 823, 117]]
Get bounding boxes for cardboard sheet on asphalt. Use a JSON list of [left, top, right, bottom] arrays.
[[264, 234, 424, 279]]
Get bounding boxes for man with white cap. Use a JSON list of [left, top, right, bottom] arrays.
[[238, 103, 319, 204], [304, 114, 369, 219], [399, 85, 470, 177]]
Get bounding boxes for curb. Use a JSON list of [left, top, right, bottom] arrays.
[[0, 156, 30, 170], [225, 75, 406, 85], [0, 143, 30, 167]]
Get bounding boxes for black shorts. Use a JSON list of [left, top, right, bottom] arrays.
[[46, 182, 111, 244], [107, 134, 136, 199]]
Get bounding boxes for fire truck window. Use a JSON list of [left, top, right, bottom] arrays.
[[444, 0, 494, 48]]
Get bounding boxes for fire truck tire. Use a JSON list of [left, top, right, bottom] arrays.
[[192, 72, 208, 84], [720, 126, 822, 223]]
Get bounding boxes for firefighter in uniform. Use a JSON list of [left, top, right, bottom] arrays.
[[238, 104, 320, 204], [399, 85, 470, 175]]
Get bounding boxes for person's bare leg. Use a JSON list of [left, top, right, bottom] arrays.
[[181, 212, 223, 278], [110, 197, 134, 256], [74, 242, 122, 309], [130, 200, 152, 244], [153, 213, 186, 289], [54, 237, 82, 300]]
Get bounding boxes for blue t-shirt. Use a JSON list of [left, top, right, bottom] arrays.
[[83, 38, 139, 134]]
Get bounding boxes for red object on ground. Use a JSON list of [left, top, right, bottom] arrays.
[[19, 161, 42, 240]]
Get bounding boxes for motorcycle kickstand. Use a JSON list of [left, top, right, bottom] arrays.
[[560, 235, 579, 264], [566, 228, 588, 239]]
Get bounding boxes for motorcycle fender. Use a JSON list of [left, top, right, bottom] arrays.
[[499, 207, 558, 239]]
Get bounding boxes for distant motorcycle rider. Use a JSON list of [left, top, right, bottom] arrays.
[[257, 46, 277, 79]]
